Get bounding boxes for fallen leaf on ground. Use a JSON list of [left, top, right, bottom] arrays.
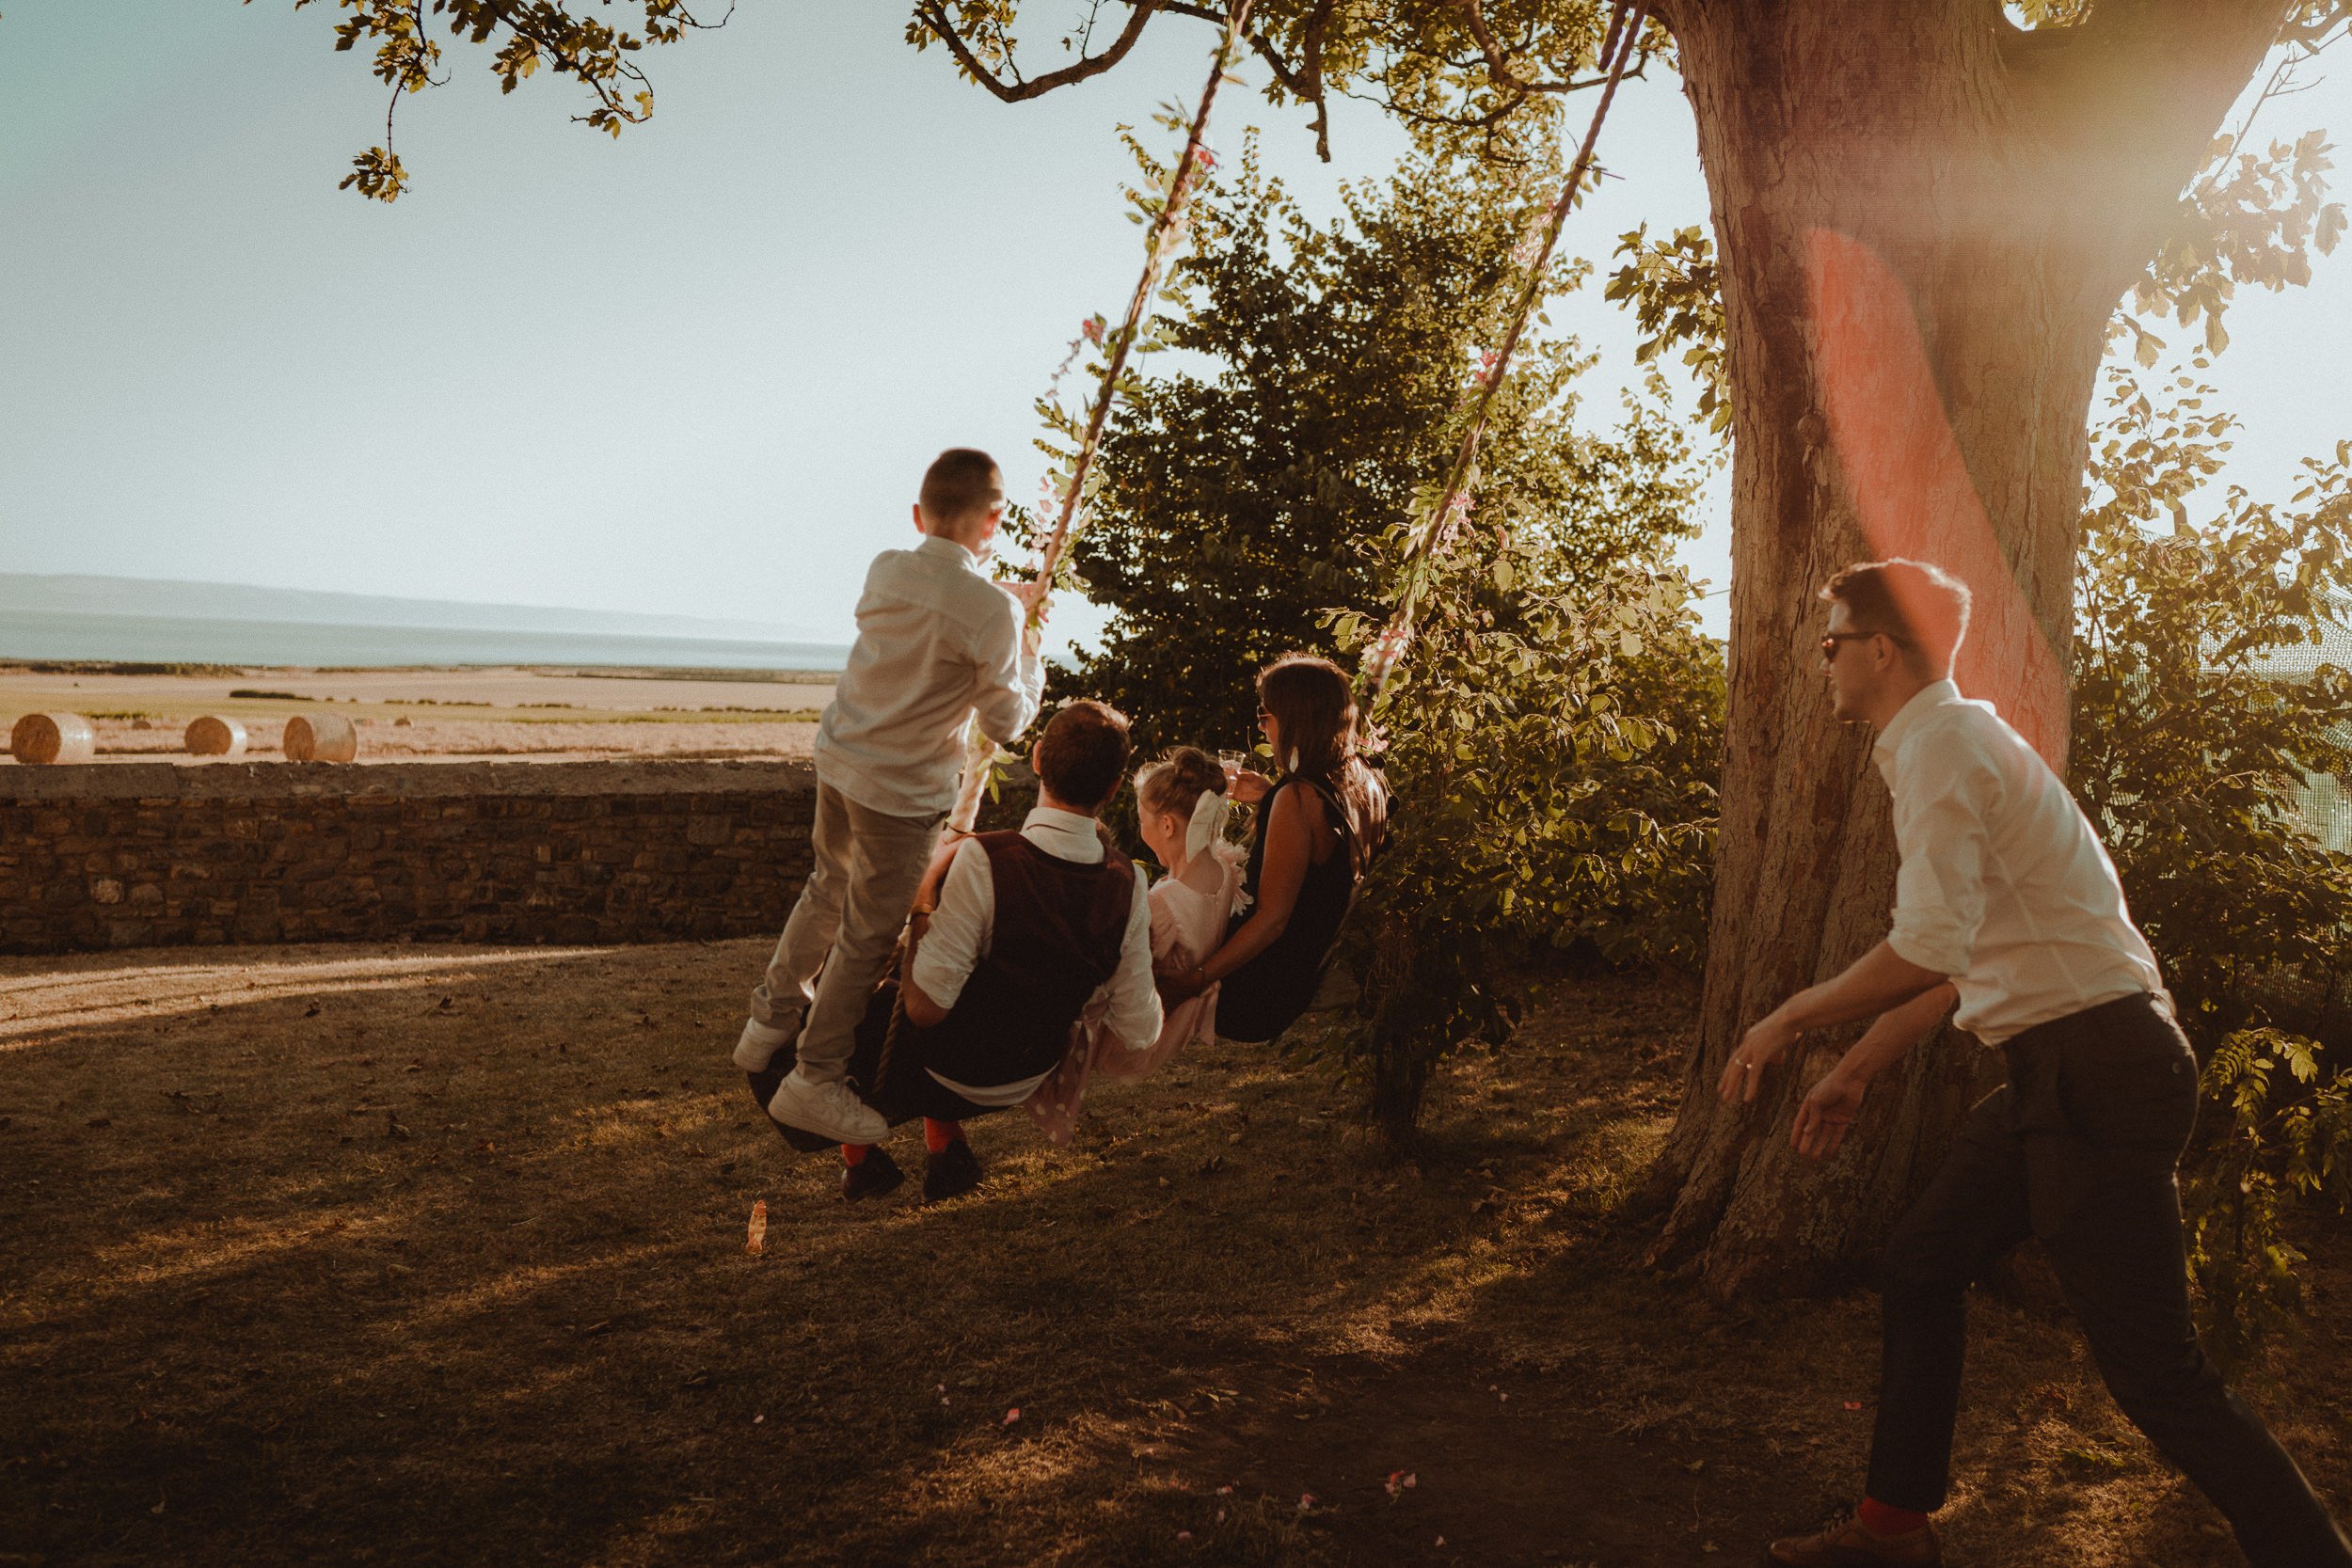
[[1003, 1407, 1021, 1426]]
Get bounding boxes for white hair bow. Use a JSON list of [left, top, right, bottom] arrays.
[[1184, 786, 1232, 864]]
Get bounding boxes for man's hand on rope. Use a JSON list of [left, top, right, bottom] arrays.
[[1003, 578, 1052, 621]]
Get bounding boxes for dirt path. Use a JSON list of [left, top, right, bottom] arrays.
[[2, 942, 2344, 1566]]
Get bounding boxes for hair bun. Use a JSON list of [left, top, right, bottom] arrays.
[[1137, 745, 1227, 815]]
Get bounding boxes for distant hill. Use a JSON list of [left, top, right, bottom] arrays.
[[0, 573, 840, 647]]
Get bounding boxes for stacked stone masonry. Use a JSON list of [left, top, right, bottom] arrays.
[[0, 760, 818, 954]]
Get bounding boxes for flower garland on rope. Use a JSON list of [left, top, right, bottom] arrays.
[[1356, 1, 1648, 708], [945, 0, 1257, 837]]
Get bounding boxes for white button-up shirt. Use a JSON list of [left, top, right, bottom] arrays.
[[1876, 679, 2167, 1045], [910, 805, 1162, 1104], [813, 534, 1046, 817]]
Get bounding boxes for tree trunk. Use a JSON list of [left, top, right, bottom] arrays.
[[1639, 0, 2289, 1297]]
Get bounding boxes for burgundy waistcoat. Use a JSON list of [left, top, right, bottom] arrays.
[[914, 831, 1136, 1090]]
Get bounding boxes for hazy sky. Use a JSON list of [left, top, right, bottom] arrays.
[[2, 5, 2346, 648]]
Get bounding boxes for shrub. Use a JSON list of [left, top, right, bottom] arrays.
[[2073, 354, 2352, 1360], [1057, 124, 1721, 1138]]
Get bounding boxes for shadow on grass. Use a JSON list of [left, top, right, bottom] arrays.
[[1, 941, 2343, 1567]]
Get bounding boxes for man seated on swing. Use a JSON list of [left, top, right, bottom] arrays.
[[757, 699, 1163, 1202]]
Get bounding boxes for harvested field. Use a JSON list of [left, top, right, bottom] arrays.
[[0, 666, 833, 765], [3, 942, 2346, 1566]]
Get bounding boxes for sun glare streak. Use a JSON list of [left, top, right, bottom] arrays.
[[0, 947, 608, 997], [0, 947, 612, 1045], [1805, 229, 2070, 766], [384, 1243, 678, 1336], [0, 1212, 387, 1329]]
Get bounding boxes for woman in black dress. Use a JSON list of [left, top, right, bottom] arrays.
[[1159, 654, 1388, 1043]]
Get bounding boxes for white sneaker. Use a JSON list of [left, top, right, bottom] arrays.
[[733, 1016, 799, 1072], [768, 1067, 887, 1144]]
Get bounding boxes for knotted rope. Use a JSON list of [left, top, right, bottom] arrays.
[[944, 0, 1257, 838], [1356, 1, 1647, 705]]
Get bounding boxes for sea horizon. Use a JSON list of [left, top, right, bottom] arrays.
[[0, 608, 850, 673]]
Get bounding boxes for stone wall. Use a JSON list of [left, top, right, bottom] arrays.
[[0, 760, 818, 954]]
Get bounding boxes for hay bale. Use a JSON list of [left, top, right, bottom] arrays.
[[184, 715, 248, 758], [10, 712, 97, 766], [282, 712, 358, 764]]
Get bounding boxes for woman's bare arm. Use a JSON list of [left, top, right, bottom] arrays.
[[1161, 785, 1320, 998]]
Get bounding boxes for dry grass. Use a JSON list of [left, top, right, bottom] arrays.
[[3, 942, 2346, 1567], [0, 665, 832, 764]]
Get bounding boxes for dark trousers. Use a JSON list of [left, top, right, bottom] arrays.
[[1867, 992, 2352, 1566], [747, 979, 1006, 1155]]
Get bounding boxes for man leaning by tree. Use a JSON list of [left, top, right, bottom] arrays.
[[1724, 560, 2352, 1568]]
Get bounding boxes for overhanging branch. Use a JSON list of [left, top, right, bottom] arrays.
[[1452, 0, 1633, 100], [911, 0, 1158, 102]]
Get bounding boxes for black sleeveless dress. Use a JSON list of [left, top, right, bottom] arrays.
[[1215, 776, 1359, 1044]]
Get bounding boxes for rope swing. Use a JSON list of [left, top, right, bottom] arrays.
[[946, 0, 1259, 837], [1357, 0, 1646, 705], [943, 0, 1644, 833]]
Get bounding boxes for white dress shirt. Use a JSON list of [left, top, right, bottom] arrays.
[[813, 534, 1047, 817], [1876, 679, 2167, 1044], [910, 805, 1162, 1104]]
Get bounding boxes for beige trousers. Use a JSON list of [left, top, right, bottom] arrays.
[[749, 780, 942, 1084]]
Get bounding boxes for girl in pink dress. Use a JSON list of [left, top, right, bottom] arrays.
[[1025, 747, 1242, 1143]]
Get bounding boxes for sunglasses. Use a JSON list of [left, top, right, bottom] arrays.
[[1820, 630, 1913, 665], [1820, 632, 1870, 664]]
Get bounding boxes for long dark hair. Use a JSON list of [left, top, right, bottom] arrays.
[[1257, 654, 1387, 873]]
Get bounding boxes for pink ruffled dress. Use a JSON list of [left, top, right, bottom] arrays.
[[1023, 840, 1245, 1144]]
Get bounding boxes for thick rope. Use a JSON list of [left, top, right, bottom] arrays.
[[1358, 2, 1646, 705], [944, 0, 1257, 838]]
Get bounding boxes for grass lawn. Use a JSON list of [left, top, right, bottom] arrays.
[[4, 940, 2346, 1566]]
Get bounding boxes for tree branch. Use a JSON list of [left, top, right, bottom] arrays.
[[1450, 0, 1631, 99], [911, 0, 1158, 103], [2009, 0, 2301, 282], [913, 0, 1636, 165], [1247, 0, 1335, 160]]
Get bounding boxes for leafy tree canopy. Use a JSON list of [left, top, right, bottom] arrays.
[[1049, 123, 1720, 1132]]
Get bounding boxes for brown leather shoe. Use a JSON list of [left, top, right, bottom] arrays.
[[1765, 1510, 1942, 1566]]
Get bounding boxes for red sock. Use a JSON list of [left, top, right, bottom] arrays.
[[841, 1143, 870, 1166], [1857, 1497, 1930, 1537], [923, 1117, 963, 1155]]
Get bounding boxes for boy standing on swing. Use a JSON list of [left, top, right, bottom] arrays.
[[733, 448, 1046, 1146]]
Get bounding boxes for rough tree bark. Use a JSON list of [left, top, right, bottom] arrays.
[[1637, 0, 2293, 1297]]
